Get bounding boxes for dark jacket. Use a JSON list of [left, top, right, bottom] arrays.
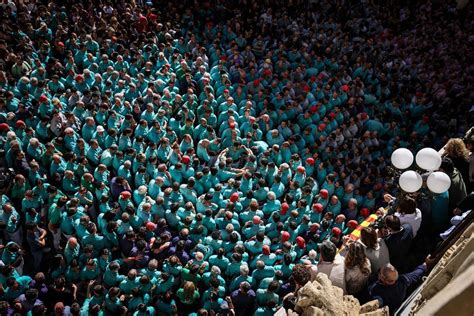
[[384, 224, 413, 273], [369, 264, 427, 314]]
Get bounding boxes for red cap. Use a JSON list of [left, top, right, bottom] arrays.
[[329, 112, 336, 119], [263, 69, 271, 77], [230, 192, 239, 203], [303, 85, 311, 92], [224, 89, 229, 93], [146, 222, 157, 231], [347, 220, 358, 229], [313, 203, 323, 213], [253, 216, 261, 225], [310, 75, 317, 82], [297, 166, 305, 173], [306, 158, 315, 166], [320, 189, 329, 199], [262, 245, 270, 255], [39, 95, 48, 103], [75, 75, 84, 82], [342, 85, 349, 92], [253, 79, 260, 87], [281, 203, 289, 215], [57, 42, 65, 48], [182, 155, 190, 164], [120, 191, 131, 199], [361, 112, 368, 120], [15, 120, 25, 128], [296, 236, 306, 248], [332, 227, 342, 237], [229, 122, 235, 129], [360, 208, 370, 218], [318, 123, 326, 131], [0, 123, 10, 132], [282, 231, 290, 242], [310, 105, 318, 113]]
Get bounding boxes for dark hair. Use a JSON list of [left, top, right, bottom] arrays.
[[291, 264, 311, 287], [385, 215, 401, 231], [398, 196, 417, 215], [319, 240, 337, 262], [360, 227, 378, 250]]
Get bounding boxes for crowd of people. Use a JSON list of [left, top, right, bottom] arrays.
[[0, 0, 473, 315]]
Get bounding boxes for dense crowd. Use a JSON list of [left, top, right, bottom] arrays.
[[0, 0, 473, 315]]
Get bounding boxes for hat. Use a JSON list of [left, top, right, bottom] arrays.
[[282, 231, 290, 242], [229, 122, 235, 129], [296, 236, 306, 248], [360, 112, 368, 120], [297, 166, 305, 173], [320, 189, 329, 199], [306, 158, 315, 165], [182, 155, 191, 164], [318, 123, 326, 131], [262, 245, 270, 255], [313, 203, 324, 213], [253, 79, 260, 87], [224, 89, 229, 93], [342, 85, 349, 92], [253, 216, 261, 225], [329, 112, 336, 119], [332, 227, 342, 237], [57, 42, 65, 48], [39, 95, 48, 103], [15, 120, 25, 128], [281, 202, 289, 215], [0, 123, 9, 132], [96, 125, 105, 133], [347, 220, 358, 229], [360, 208, 370, 218], [310, 105, 318, 113], [75, 74, 84, 82], [146, 222, 157, 231], [230, 192, 239, 203], [120, 191, 132, 199]]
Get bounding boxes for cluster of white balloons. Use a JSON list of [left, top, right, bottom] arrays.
[[391, 148, 451, 193]]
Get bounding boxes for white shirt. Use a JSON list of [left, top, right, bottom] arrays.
[[317, 254, 346, 293], [395, 208, 422, 238]]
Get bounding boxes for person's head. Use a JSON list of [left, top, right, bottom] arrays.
[[183, 281, 196, 299], [360, 227, 378, 250], [398, 196, 417, 215], [379, 263, 399, 285], [385, 215, 401, 232], [444, 138, 469, 160], [291, 264, 311, 287], [240, 264, 249, 276], [319, 240, 337, 262], [344, 242, 368, 269], [440, 157, 455, 175]]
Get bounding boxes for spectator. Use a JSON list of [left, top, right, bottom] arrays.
[[383, 215, 413, 273], [317, 240, 346, 293]]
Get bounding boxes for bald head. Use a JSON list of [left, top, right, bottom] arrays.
[[379, 263, 399, 285]]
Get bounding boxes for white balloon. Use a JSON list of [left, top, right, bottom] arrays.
[[415, 148, 442, 171], [427, 172, 451, 194], [391, 148, 414, 169], [399, 170, 423, 193]]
